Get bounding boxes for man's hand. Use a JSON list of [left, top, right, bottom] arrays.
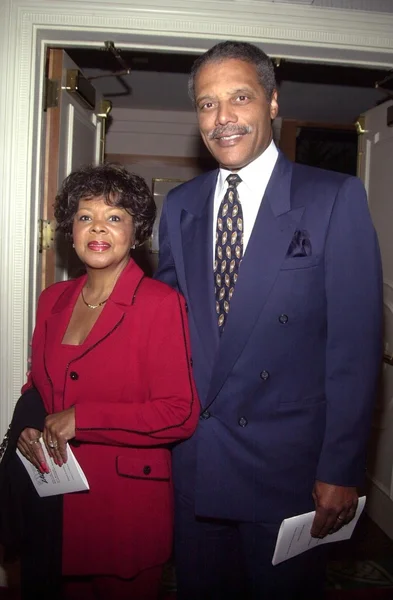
[[43, 407, 76, 466], [311, 480, 358, 538]]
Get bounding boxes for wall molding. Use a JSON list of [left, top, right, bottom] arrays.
[[1, 0, 393, 435], [19, 2, 393, 65]]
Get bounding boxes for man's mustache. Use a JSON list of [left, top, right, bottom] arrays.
[[208, 125, 251, 140]]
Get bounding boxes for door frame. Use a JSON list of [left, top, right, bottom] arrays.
[[1, 0, 393, 432]]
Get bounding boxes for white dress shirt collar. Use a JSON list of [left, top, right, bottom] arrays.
[[213, 141, 279, 257], [216, 140, 278, 199]]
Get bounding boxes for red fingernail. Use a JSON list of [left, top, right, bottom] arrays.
[[40, 462, 49, 473]]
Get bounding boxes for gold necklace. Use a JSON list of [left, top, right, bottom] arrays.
[[81, 288, 109, 310]]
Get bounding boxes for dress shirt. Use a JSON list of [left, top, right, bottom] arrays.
[[213, 140, 278, 262]]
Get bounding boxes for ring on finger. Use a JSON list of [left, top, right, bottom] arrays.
[[337, 515, 345, 521], [29, 438, 40, 445], [48, 440, 58, 449]]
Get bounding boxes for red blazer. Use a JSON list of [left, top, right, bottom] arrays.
[[23, 259, 199, 578]]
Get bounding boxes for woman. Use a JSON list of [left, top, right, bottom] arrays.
[[16, 164, 199, 599]]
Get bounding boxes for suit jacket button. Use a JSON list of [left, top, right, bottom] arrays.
[[279, 314, 289, 324], [190, 358, 193, 367], [260, 370, 270, 381], [238, 417, 248, 427], [143, 465, 151, 475], [201, 410, 211, 420], [185, 302, 189, 313], [70, 371, 79, 380]]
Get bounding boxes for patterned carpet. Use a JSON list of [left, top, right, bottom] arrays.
[[325, 514, 393, 598], [327, 558, 393, 591]]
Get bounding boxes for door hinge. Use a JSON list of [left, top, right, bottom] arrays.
[[354, 116, 367, 135], [44, 78, 59, 110], [96, 99, 112, 119], [38, 219, 55, 253]]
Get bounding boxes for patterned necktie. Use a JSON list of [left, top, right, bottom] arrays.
[[214, 174, 243, 333]]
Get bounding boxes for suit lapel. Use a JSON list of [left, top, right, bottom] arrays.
[[181, 170, 220, 366], [206, 154, 305, 405]]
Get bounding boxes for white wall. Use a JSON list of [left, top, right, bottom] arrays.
[[106, 108, 201, 157], [106, 107, 282, 160]]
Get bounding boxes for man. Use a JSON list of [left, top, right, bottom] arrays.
[[155, 41, 382, 599]]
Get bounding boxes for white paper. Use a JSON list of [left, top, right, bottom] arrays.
[[17, 441, 89, 497], [272, 495, 366, 565]]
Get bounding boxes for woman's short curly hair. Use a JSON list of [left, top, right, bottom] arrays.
[[54, 163, 156, 246]]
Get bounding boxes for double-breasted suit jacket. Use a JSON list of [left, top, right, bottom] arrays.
[[156, 151, 383, 524], [23, 259, 199, 578]]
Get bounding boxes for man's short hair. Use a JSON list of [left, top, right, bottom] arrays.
[[188, 40, 276, 106]]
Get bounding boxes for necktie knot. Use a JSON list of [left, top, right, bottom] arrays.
[[226, 174, 242, 189]]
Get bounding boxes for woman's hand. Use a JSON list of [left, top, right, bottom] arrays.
[[17, 427, 49, 474], [43, 407, 76, 466]]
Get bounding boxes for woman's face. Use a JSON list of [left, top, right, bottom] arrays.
[[72, 196, 135, 272]]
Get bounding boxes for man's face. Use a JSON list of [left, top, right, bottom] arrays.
[[194, 58, 278, 171]]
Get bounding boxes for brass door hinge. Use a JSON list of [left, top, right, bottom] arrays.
[[38, 219, 55, 252], [354, 116, 367, 135], [96, 99, 112, 119], [65, 69, 96, 110], [44, 78, 59, 110]]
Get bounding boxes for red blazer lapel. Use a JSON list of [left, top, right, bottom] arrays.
[[43, 260, 145, 387]]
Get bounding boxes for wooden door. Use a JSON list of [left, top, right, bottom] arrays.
[[39, 49, 110, 291]]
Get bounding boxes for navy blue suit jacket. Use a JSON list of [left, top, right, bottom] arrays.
[[155, 152, 383, 523]]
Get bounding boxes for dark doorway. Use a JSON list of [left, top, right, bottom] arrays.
[[295, 126, 358, 176]]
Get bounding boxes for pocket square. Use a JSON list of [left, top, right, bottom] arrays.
[[287, 230, 312, 258]]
